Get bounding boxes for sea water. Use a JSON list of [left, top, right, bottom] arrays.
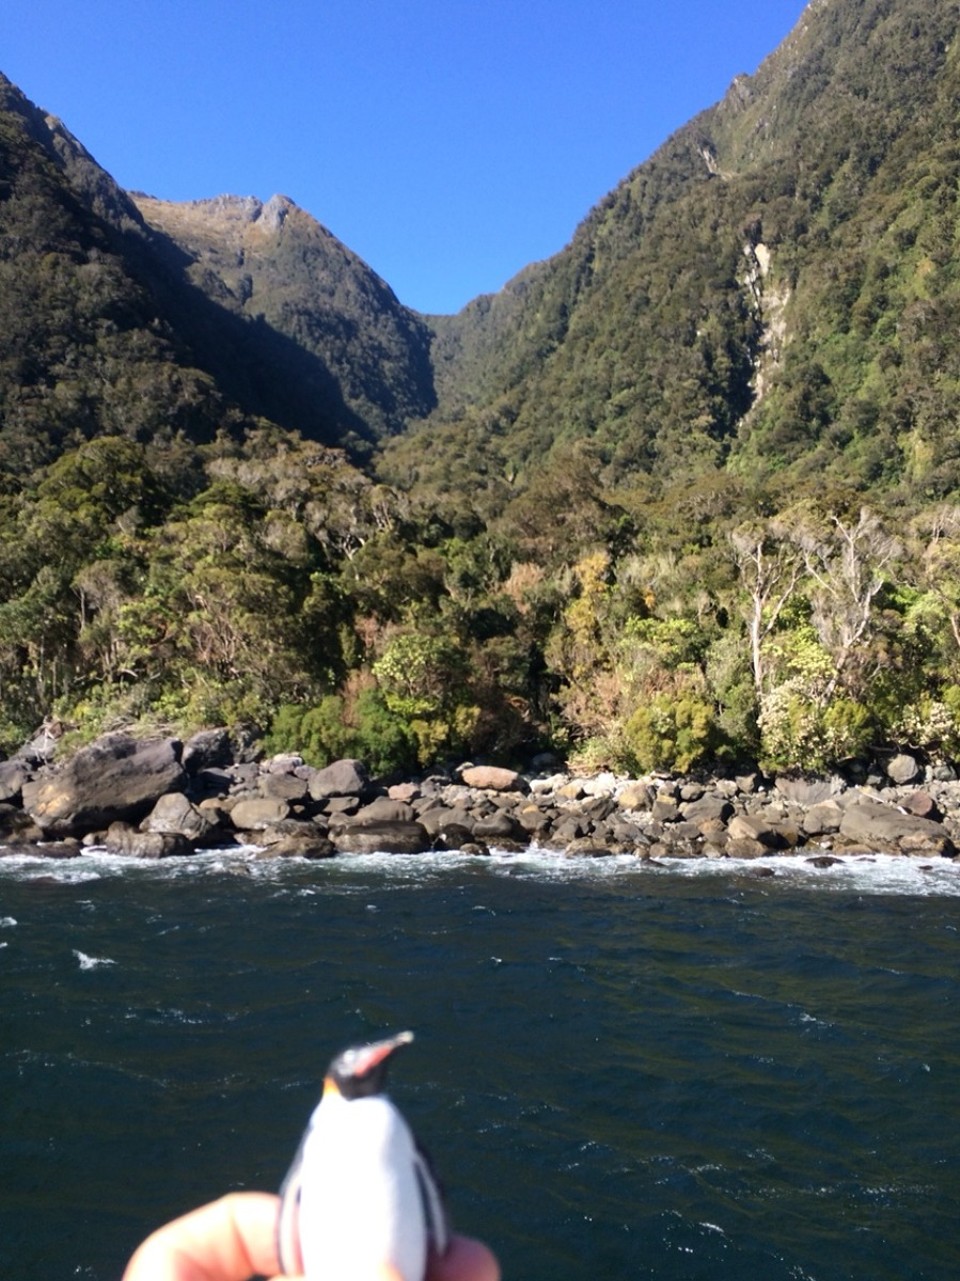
[[1, 847, 959, 1280]]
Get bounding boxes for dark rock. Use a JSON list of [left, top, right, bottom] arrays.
[[140, 793, 212, 842], [432, 824, 477, 851], [0, 839, 81, 859], [681, 794, 732, 824], [0, 760, 30, 804], [418, 807, 476, 837], [806, 855, 844, 868], [260, 772, 311, 803], [323, 796, 360, 816], [104, 821, 191, 858], [26, 734, 186, 832], [259, 833, 336, 859], [352, 797, 417, 825], [308, 758, 369, 801], [473, 811, 525, 842], [332, 821, 430, 854], [651, 795, 679, 822], [182, 728, 234, 773]]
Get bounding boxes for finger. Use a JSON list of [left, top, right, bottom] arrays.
[[429, 1235, 501, 1281], [122, 1192, 285, 1281]]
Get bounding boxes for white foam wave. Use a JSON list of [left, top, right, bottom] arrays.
[[0, 915, 16, 926], [0, 843, 956, 896], [73, 949, 117, 970]]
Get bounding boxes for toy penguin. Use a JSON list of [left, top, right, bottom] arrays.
[[277, 1030, 449, 1281]]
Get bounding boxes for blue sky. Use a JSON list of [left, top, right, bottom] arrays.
[[2, 1, 808, 314]]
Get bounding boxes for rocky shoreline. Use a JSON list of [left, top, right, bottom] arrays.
[[0, 727, 959, 866]]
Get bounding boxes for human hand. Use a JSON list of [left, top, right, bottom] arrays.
[[121, 1191, 500, 1281]]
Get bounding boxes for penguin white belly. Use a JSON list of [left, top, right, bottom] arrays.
[[298, 1094, 427, 1281]]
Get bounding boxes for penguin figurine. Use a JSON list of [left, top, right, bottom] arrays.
[[277, 1030, 449, 1281]]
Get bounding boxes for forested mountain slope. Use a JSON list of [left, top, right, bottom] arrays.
[[4, 0, 960, 782], [386, 0, 960, 506], [0, 72, 433, 471]]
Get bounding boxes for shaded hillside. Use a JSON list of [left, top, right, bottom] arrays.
[[384, 0, 960, 505], [134, 193, 436, 444], [0, 73, 436, 477]]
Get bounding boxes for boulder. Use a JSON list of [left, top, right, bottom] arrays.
[[472, 811, 525, 842], [230, 797, 291, 831], [0, 759, 30, 804], [352, 797, 417, 825], [417, 807, 476, 837], [727, 813, 791, 849], [308, 759, 368, 801], [617, 783, 655, 811], [104, 821, 191, 859], [680, 794, 732, 824], [885, 753, 921, 785], [332, 821, 430, 854], [774, 775, 841, 807], [459, 765, 528, 793], [140, 792, 213, 843], [838, 798, 955, 855], [182, 728, 234, 773], [801, 800, 844, 836], [562, 837, 614, 857], [26, 734, 186, 832], [257, 832, 336, 858], [259, 772, 311, 803]]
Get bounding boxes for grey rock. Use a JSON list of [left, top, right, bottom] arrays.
[[140, 792, 212, 842], [308, 758, 369, 801], [352, 797, 417, 825], [260, 772, 310, 803], [801, 800, 844, 836], [182, 728, 234, 773], [230, 797, 291, 831], [680, 794, 732, 824], [333, 821, 430, 854], [839, 798, 954, 855], [0, 759, 30, 804], [886, 753, 921, 785], [104, 821, 191, 859], [418, 807, 476, 836], [26, 734, 186, 832]]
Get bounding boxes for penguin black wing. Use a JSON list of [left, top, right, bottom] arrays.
[[413, 1140, 450, 1258], [276, 1137, 306, 1276]]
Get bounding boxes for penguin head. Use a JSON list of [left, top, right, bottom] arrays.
[[325, 1029, 414, 1101]]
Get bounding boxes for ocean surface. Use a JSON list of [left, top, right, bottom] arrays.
[[1, 845, 959, 1281]]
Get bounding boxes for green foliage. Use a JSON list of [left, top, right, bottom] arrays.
[[622, 682, 720, 775], [266, 688, 417, 776]]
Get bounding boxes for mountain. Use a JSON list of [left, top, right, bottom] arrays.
[[4, 0, 960, 781], [0, 72, 433, 478], [383, 0, 960, 508]]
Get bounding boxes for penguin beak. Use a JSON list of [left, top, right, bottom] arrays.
[[352, 1030, 415, 1076]]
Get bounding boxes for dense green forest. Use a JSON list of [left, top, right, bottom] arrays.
[[3, 0, 960, 778]]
